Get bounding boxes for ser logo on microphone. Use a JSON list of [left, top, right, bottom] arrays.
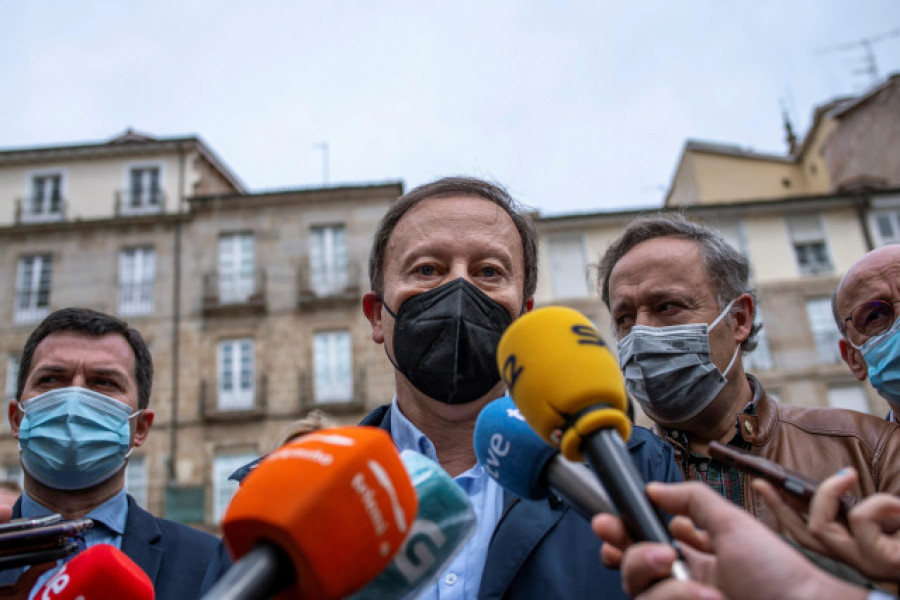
[[572, 325, 603, 346]]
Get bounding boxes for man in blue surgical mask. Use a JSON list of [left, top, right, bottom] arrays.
[[833, 245, 900, 425], [2, 307, 230, 599], [595, 213, 900, 531]]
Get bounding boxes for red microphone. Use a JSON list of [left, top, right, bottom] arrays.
[[206, 426, 419, 600], [34, 544, 154, 599]]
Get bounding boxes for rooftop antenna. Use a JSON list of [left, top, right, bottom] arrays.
[[816, 28, 900, 87], [314, 142, 330, 186]]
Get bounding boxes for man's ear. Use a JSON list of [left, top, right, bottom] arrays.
[[362, 292, 385, 344], [8, 400, 21, 439], [839, 339, 868, 381], [732, 294, 755, 344], [132, 409, 154, 448]]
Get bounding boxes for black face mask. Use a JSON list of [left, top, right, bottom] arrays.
[[382, 278, 514, 404]]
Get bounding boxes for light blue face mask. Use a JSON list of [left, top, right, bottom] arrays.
[[851, 315, 900, 408], [17, 387, 142, 490]]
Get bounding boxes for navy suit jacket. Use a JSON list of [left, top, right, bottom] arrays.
[[0, 495, 231, 600], [360, 404, 683, 600]]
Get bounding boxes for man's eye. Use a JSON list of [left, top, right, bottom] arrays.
[[480, 266, 499, 277], [417, 265, 436, 276]]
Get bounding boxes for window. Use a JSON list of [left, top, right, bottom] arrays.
[[218, 233, 255, 303], [119, 247, 155, 315], [871, 210, 900, 246], [547, 233, 590, 299], [786, 215, 833, 275], [217, 339, 255, 410], [313, 331, 353, 402], [806, 298, 842, 364], [743, 309, 773, 372], [827, 385, 870, 414], [24, 173, 63, 222], [212, 453, 256, 523], [123, 166, 162, 214], [125, 455, 148, 507], [310, 225, 348, 296], [15, 255, 52, 324]]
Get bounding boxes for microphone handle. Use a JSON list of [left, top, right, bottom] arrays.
[[583, 428, 690, 581], [544, 457, 617, 521], [200, 542, 295, 600], [582, 428, 673, 544]]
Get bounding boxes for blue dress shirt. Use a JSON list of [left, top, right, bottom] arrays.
[[20, 488, 129, 599], [389, 397, 504, 600]]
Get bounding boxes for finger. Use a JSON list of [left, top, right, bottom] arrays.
[[634, 579, 724, 600], [669, 515, 712, 553], [753, 478, 821, 550], [808, 468, 857, 533], [620, 542, 679, 597], [593, 513, 634, 570], [646, 481, 752, 538], [849, 493, 900, 535]]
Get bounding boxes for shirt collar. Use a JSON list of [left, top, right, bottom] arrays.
[[21, 488, 129, 536], [388, 396, 487, 482]]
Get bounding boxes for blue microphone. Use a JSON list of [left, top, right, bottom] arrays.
[[474, 395, 616, 520]]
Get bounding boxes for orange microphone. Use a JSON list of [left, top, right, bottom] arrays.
[[497, 306, 689, 581], [34, 544, 154, 599], [205, 426, 418, 600]]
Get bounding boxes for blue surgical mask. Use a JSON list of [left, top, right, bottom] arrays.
[[851, 315, 900, 408], [17, 387, 142, 490], [617, 299, 739, 424]]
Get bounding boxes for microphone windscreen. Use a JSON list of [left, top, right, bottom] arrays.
[[474, 395, 555, 499], [223, 426, 418, 600], [496, 306, 630, 460], [34, 543, 154, 600], [351, 451, 476, 600]]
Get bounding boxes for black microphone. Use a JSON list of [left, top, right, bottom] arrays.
[[496, 307, 690, 581]]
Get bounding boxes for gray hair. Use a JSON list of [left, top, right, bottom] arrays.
[[595, 213, 761, 352]]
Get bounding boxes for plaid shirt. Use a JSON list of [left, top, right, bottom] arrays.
[[661, 376, 762, 508]]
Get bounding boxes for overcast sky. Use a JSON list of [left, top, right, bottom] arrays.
[[3, 2, 898, 215]]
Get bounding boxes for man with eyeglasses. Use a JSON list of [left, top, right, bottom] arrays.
[[595, 213, 900, 532], [833, 245, 900, 424]]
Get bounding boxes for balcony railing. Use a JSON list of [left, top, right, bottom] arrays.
[[115, 190, 165, 216], [297, 366, 367, 414], [15, 197, 67, 224], [199, 374, 268, 421], [118, 281, 155, 316], [202, 269, 267, 316], [297, 260, 363, 309]]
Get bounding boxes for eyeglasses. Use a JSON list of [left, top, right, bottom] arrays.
[[844, 299, 900, 337]]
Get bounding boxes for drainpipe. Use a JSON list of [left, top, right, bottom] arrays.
[[854, 194, 874, 252], [169, 145, 185, 483]]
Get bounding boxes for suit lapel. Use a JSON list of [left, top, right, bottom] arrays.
[[121, 496, 163, 586]]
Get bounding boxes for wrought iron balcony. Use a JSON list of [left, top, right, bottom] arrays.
[[202, 269, 267, 316], [296, 260, 363, 309], [199, 374, 268, 421], [115, 189, 166, 216]]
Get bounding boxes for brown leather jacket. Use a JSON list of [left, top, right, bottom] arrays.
[[667, 380, 900, 530]]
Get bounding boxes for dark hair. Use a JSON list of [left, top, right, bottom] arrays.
[[368, 176, 539, 298], [17, 307, 154, 409], [595, 213, 761, 352]]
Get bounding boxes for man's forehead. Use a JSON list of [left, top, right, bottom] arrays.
[[33, 331, 134, 366], [838, 247, 900, 308]]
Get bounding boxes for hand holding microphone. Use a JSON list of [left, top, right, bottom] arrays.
[[496, 306, 689, 581], [203, 426, 418, 600]]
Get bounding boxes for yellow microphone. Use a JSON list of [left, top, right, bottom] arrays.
[[497, 306, 689, 582]]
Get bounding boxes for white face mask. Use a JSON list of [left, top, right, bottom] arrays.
[[616, 299, 740, 424]]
